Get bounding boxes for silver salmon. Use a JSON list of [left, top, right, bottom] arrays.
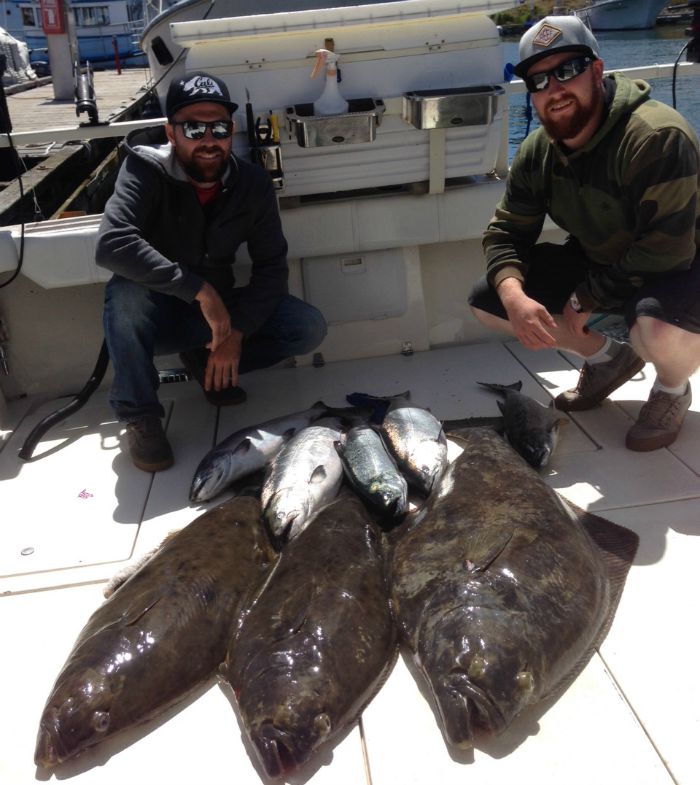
[[380, 394, 447, 495], [34, 496, 277, 768], [189, 401, 331, 503], [221, 491, 397, 778], [389, 427, 638, 750], [261, 417, 345, 544], [477, 380, 565, 468]]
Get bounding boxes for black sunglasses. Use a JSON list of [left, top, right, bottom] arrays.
[[524, 56, 594, 94], [172, 120, 234, 140]]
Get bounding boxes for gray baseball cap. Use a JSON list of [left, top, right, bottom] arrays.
[[513, 16, 600, 78]]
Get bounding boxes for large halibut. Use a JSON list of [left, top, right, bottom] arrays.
[[35, 496, 277, 768], [222, 491, 397, 778], [389, 427, 638, 749]]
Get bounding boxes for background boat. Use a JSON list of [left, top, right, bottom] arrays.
[[574, 0, 670, 30]]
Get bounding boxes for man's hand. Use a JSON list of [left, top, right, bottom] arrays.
[[497, 278, 558, 350], [204, 330, 243, 391], [195, 282, 232, 352]]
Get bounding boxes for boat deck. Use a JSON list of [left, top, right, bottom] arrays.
[[1, 341, 698, 785]]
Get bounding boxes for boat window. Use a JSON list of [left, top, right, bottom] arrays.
[[74, 6, 110, 27], [150, 36, 173, 66]]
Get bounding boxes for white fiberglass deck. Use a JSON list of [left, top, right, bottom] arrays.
[[1, 341, 699, 785]]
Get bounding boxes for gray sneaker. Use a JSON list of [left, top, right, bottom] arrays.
[[555, 343, 645, 412], [626, 384, 692, 452], [125, 416, 174, 472]]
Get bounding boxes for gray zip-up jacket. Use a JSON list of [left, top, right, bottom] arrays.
[[95, 125, 288, 336]]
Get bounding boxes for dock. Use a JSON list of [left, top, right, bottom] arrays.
[[0, 67, 154, 224], [5, 67, 153, 133]]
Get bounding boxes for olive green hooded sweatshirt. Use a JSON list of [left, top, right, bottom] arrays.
[[483, 73, 700, 311]]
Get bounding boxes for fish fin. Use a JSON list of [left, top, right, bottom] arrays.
[[442, 416, 505, 436], [232, 436, 252, 455], [543, 500, 639, 700], [464, 530, 514, 573], [310, 465, 328, 484], [276, 583, 314, 634], [282, 427, 297, 441], [496, 400, 506, 415], [477, 380, 522, 394]]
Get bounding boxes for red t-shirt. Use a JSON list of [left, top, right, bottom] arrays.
[[194, 182, 222, 206]]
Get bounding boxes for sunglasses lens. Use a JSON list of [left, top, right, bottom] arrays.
[[178, 121, 233, 139], [211, 121, 233, 139], [182, 122, 206, 140], [525, 57, 591, 93]]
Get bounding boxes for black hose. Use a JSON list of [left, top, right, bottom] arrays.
[[18, 339, 110, 461]]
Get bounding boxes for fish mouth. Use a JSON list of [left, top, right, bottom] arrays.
[[431, 671, 506, 748], [252, 723, 301, 778], [34, 712, 66, 768]]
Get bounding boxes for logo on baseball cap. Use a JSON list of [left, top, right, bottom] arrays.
[[166, 71, 238, 119], [513, 16, 600, 78]]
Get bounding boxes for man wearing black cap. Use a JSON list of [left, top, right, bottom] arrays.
[[469, 16, 700, 451], [96, 71, 327, 472]]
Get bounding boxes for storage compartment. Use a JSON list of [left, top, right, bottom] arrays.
[[402, 85, 505, 130], [302, 247, 407, 324], [286, 98, 386, 148]]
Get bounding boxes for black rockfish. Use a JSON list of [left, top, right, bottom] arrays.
[[34, 496, 277, 768], [222, 491, 397, 778], [477, 380, 565, 468], [389, 427, 638, 749]]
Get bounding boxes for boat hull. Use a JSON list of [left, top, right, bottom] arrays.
[[574, 0, 669, 30]]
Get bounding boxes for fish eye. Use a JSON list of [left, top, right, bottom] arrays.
[[313, 712, 332, 737], [516, 670, 535, 693], [91, 710, 110, 733], [468, 655, 487, 679]]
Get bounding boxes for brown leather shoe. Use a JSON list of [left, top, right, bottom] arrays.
[[626, 384, 692, 452], [555, 343, 645, 412], [125, 416, 174, 472], [179, 348, 247, 407]]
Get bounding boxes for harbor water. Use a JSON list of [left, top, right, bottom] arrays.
[[503, 25, 700, 159]]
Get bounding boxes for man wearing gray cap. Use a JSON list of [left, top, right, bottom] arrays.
[[96, 71, 327, 471], [469, 16, 700, 451]]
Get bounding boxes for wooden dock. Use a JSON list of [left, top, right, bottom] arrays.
[[5, 67, 154, 133]]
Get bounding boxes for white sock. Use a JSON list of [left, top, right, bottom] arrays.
[[585, 336, 617, 365], [652, 379, 689, 396]]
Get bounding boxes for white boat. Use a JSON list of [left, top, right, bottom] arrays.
[[0, 1, 699, 784], [574, 0, 670, 30]]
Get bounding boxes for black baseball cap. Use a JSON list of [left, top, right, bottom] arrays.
[[166, 71, 238, 119], [513, 16, 600, 78]]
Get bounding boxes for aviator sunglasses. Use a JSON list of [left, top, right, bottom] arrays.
[[172, 119, 234, 140], [524, 56, 594, 94]]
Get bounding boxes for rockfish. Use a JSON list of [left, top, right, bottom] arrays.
[[336, 423, 408, 523], [477, 380, 565, 468]]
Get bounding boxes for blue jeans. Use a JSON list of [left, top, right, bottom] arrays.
[[103, 275, 327, 421]]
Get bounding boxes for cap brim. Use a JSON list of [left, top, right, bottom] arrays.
[[167, 99, 239, 120], [513, 45, 595, 78]]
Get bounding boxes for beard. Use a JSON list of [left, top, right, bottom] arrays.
[[181, 147, 228, 184], [537, 80, 603, 142]]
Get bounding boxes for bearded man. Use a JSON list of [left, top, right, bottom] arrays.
[[96, 72, 326, 471], [469, 16, 700, 451]]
